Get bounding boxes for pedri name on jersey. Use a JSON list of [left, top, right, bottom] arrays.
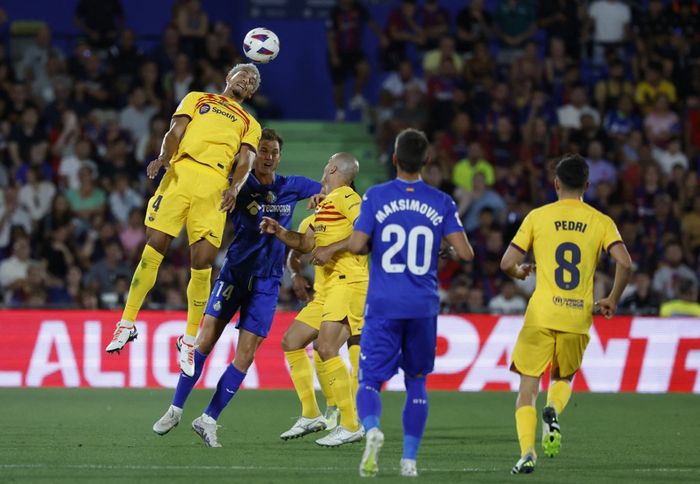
[[374, 198, 443, 226]]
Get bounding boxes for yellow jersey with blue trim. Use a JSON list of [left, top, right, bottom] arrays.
[[171, 91, 262, 178], [313, 185, 368, 283]]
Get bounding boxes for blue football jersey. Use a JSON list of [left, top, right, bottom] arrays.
[[222, 171, 321, 278], [354, 178, 464, 318]]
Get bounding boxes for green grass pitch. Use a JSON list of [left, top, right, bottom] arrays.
[[2, 389, 699, 483]]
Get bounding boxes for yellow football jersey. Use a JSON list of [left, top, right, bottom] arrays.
[[511, 199, 623, 334], [298, 215, 324, 291], [313, 185, 368, 283], [172, 91, 262, 178]]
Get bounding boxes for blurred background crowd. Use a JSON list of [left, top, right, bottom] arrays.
[[0, 0, 698, 316]]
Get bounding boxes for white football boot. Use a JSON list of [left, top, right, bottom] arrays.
[[315, 425, 364, 447], [105, 321, 138, 353], [359, 428, 384, 477], [179, 337, 196, 377], [152, 405, 182, 435], [192, 415, 222, 448], [324, 406, 340, 431], [399, 459, 418, 477], [280, 416, 327, 440]]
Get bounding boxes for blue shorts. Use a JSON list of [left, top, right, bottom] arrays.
[[204, 272, 280, 338], [358, 315, 437, 383]]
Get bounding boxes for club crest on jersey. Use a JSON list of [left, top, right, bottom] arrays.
[[266, 191, 277, 203], [213, 301, 222, 311], [199, 103, 211, 114], [247, 200, 262, 215]]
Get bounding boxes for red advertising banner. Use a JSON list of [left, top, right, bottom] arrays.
[[2, 310, 700, 393]]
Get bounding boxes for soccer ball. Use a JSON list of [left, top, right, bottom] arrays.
[[242, 28, 280, 64]]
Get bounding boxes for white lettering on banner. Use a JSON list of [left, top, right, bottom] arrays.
[[434, 315, 480, 374], [26, 321, 80, 387], [0, 368, 22, 387], [580, 325, 629, 392], [152, 321, 184, 388], [84, 322, 125, 387], [631, 318, 700, 393], [204, 325, 260, 389], [129, 322, 147, 388], [685, 350, 700, 393], [460, 317, 521, 391]]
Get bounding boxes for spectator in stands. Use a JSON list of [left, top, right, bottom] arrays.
[[108, 29, 144, 100], [493, 0, 538, 65], [660, 277, 700, 317], [0, 236, 34, 303], [594, 59, 634, 113], [150, 26, 180, 75], [423, 35, 462, 78], [40, 223, 75, 284], [460, 173, 507, 233], [682, 195, 700, 263], [65, 165, 106, 221], [452, 142, 495, 193], [568, 112, 607, 155], [16, 24, 63, 85], [603, 94, 641, 142], [174, 0, 209, 57], [109, 172, 142, 226], [510, 41, 544, 88], [326, 0, 385, 122], [164, 53, 193, 105], [119, 87, 157, 143], [119, 208, 147, 261], [621, 272, 661, 315], [382, 0, 424, 71], [585, 0, 631, 65], [0, 186, 32, 255], [539, 0, 584, 59], [74, 0, 124, 50], [74, 53, 112, 110], [377, 59, 425, 126], [426, 56, 464, 132], [585, 140, 617, 199], [488, 279, 527, 315], [644, 95, 681, 148], [635, 62, 678, 114], [654, 137, 689, 176], [443, 273, 470, 313], [557, 85, 600, 130], [84, 239, 130, 299], [653, 242, 698, 301], [420, 0, 449, 51], [455, 0, 492, 56], [58, 138, 97, 190], [18, 166, 56, 223], [8, 105, 46, 168]]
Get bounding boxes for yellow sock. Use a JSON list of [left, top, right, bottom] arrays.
[[515, 406, 537, 458], [547, 380, 572, 415], [348, 344, 360, 398], [285, 349, 320, 418], [185, 267, 211, 338], [314, 350, 335, 407], [122, 244, 164, 322], [323, 356, 359, 431]]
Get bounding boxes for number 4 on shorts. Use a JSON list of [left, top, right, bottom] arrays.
[[152, 195, 163, 211]]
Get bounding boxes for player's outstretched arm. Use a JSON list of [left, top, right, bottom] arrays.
[[500, 244, 534, 280], [260, 217, 315, 253], [595, 243, 633, 319], [147, 116, 189, 179], [221, 145, 256, 212], [348, 230, 370, 255], [444, 231, 475, 262]]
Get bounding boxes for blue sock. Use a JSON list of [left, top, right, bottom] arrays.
[[204, 364, 246, 421], [356, 380, 382, 431], [402, 376, 429, 460], [172, 350, 207, 409]]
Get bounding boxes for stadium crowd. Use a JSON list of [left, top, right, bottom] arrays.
[[0, 0, 698, 316]]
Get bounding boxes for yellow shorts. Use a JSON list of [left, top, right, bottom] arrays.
[[295, 280, 367, 336], [511, 326, 590, 379], [145, 159, 229, 248]]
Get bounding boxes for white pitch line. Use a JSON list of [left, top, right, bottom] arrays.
[[0, 463, 498, 473]]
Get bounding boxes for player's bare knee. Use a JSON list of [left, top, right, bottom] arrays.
[[281, 331, 299, 352], [316, 343, 338, 361], [233, 350, 256, 372]]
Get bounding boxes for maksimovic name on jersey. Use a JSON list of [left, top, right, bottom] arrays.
[[375, 199, 444, 226]]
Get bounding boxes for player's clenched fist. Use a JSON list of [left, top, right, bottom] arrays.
[[146, 156, 170, 179], [260, 216, 281, 235]]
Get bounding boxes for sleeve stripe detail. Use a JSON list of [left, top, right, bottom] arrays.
[[314, 216, 346, 222], [606, 240, 623, 253], [510, 242, 527, 254]]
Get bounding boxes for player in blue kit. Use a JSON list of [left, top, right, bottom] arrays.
[[348, 128, 474, 477], [151, 128, 322, 446]]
